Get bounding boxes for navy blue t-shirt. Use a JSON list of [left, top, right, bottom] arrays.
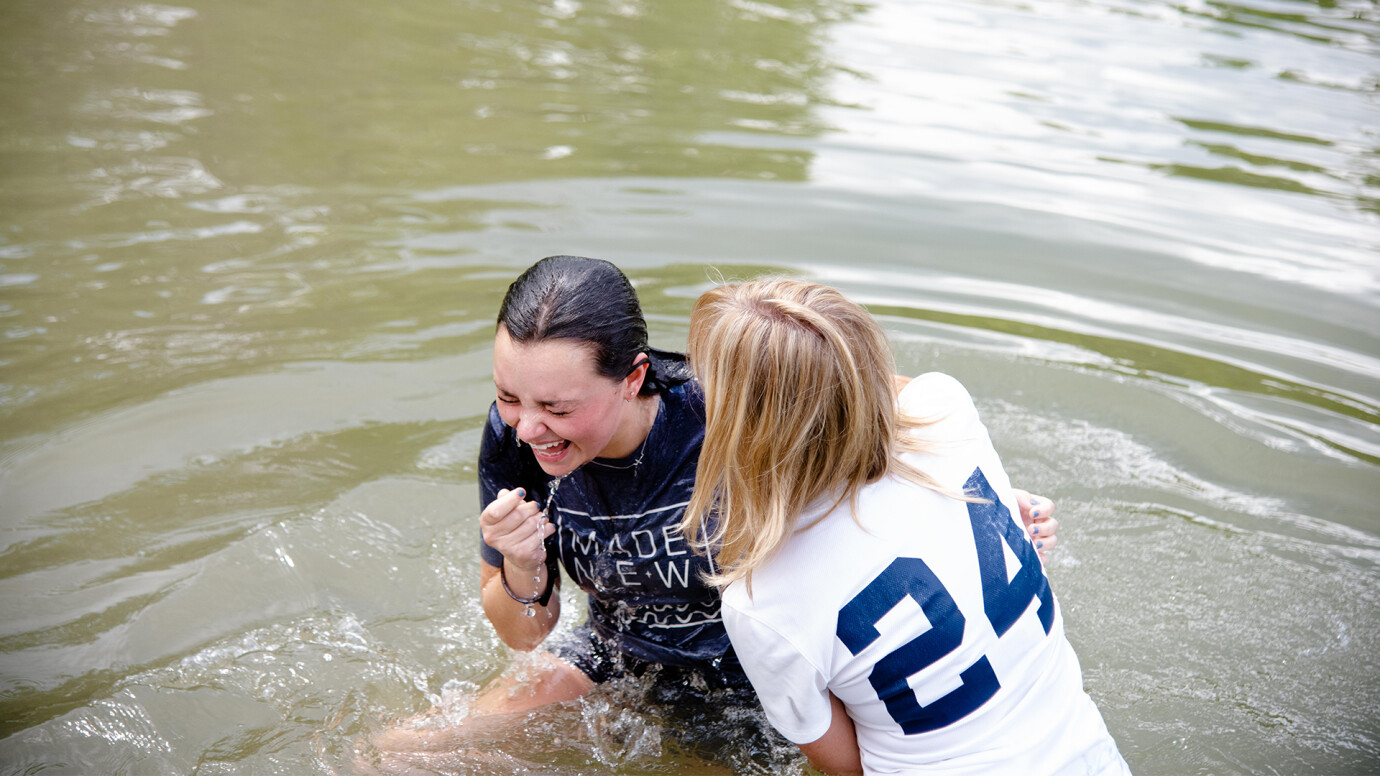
[[479, 378, 733, 668]]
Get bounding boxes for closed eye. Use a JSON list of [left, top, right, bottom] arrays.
[[497, 393, 570, 417]]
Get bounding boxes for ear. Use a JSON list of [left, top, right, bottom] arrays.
[[624, 354, 650, 399]]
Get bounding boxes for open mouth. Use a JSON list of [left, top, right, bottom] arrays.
[[529, 439, 571, 460]]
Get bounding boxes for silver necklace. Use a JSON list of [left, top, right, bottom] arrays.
[[587, 432, 648, 474], [588, 400, 655, 475]]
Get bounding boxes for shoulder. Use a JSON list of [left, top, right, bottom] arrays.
[[898, 372, 985, 437], [658, 377, 706, 432], [480, 402, 513, 456], [478, 401, 518, 478], [720, 511, 852, 615], [485, 400, 506, 430], [898, 372, 976, 414], [642, 379, 705, 476], [666, 375, 704, 410], [720, 580, 794, 653], [720, 577, 751, 612]]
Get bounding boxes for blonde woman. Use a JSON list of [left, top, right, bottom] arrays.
[[683, 278, 1129, 776]]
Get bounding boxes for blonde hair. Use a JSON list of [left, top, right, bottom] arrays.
[[682, 278, 957, 590]]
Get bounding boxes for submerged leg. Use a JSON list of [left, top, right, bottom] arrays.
[[368, 651, 595, 760], [472, 650, 596, 716]]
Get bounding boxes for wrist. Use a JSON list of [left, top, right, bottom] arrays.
[[503, 556, 543, 579], [500, 555, 557, 607]]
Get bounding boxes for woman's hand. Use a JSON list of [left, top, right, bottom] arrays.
[[479, 488, 562, 651], [1013, 489, 1059, 561], [480, 487, 555, 574]]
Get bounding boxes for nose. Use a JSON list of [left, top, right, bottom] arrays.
[[515, 410, 547, 442]]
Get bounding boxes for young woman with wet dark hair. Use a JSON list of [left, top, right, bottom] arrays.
[[371, 256, 1060, 764], [475, 255, 734, 705]]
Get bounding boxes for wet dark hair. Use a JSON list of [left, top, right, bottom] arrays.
[[497, 255, 691, 396]]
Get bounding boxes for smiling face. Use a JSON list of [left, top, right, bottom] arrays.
[[492, 325, 649, 477]]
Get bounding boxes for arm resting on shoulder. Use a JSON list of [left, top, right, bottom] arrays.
[[797, 692, 863, 776]]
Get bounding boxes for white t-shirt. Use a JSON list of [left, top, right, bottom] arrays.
[[721, 373, 1130, 775]]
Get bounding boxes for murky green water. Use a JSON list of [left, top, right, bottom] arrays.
[[1, 0, 1376, 773]]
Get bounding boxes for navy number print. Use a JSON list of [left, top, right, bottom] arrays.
[[836, 556, 1001, 734], [964, 468, 1055, 637], [835, 468, 1053, 734]]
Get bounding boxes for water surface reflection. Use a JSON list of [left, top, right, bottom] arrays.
[[0, 0, 1377, 773]]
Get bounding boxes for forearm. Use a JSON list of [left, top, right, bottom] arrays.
[[479, 559, 561, 650], [798, 692, 863, 776]]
